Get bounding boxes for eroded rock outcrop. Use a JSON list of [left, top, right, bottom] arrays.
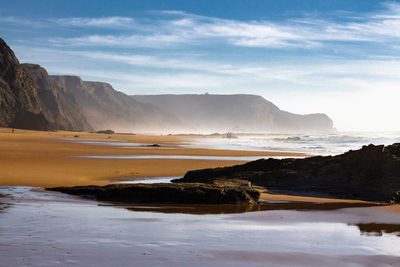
[[48, 183, 260, 204], [173, 144, 400, 203], [0, 37, 91, 131], [0, 37, 50, 130], [22, 64, 92, 131]]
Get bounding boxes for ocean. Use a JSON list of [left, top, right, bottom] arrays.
[[190, 131, 400, 155]]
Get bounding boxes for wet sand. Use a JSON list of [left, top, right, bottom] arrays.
[[0, 128, 306, 188], [260, 192, 374, 204], [1, 128, 399, 266], [1, 127, 395, 205], [372, 204, 400, 213], [0, 186, 399, 267]]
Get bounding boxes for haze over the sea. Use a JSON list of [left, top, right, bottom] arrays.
[[1, 0, 399, 131]]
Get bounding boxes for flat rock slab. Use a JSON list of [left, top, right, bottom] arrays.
[[174, 143, 400, 203], [48, 183, 260, 204]]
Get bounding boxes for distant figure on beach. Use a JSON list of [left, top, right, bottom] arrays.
[[225, 132, 237, 139], [11, 128, 14, 134]]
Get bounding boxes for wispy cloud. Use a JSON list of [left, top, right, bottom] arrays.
[[49, 33, 188, 48], [40, 3, 400, 50], [13, 41, 400, 131], [56, 16, 134, 28], [0, 16, 44, 27], [14, 45, 400, 92]]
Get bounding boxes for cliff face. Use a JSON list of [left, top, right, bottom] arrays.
[[0, 38, 50, 130], [52, 76, 184, 133], [132, 94, 334, 133], [1, 36, 333, 133], [22, 64, 92, 131]]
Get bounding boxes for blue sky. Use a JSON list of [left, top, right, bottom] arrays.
[[1, 0, 400, 131]]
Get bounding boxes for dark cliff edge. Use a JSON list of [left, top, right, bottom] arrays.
[[0, 37, 91, 131], [47, 183, 260, 204], [22, 64, 92, 131], [173, 143, 400, 203], [0, 37, 51, 130]]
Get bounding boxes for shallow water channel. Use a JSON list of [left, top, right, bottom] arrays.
[[1, 183, 400, 266]]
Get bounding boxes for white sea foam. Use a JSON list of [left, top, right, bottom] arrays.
[[190, 131, 400, 155]]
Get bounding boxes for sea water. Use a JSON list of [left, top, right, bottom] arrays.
[[190, 131, 400, 155]]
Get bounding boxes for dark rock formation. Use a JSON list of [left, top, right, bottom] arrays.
[[52, 76, 185, 133], [96, 129, 114, 134], [132, 94, 334, 133], [0, 37, 50, 130], [354, 223, 400, 237], [0, 37, 91, 131], [48, 183, 260, 204], [173, 143, 400, 203], [22, 64, 92, 131]]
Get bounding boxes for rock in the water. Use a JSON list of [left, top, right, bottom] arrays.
[[48, 183, 260, 204], [173, 143, 400, 203], [96, 129, 114, 134]]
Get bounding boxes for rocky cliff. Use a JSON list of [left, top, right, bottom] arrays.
[[1, 36, 334, 133], [52, 76, 184, 133], [0, 38, 50, 130], [22, 64, 92, 131], [132, 94, 334, 133], [174, 143, 400, 203]]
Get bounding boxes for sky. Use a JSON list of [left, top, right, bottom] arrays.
[[1, 0, 400, 132]]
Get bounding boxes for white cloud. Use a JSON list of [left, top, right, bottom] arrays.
[[15, 45, 400, 89], [56, 16, 134, 27], [15, 44, 400, 131], [7, 3, 400, 131], [0, 16, 43, 27], [42, 3, 400, 49], [49, 33, 188, 48]]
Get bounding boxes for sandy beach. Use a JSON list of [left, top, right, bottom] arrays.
[[0, 128, 390, 205], [0, 128, 305, 187], [1, 128, 399, 266]]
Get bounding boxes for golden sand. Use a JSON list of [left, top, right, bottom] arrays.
[[0, 128, 306, 187], [1, 128, 381, 205]]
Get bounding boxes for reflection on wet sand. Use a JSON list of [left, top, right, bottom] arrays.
[[79, 155, 269, 161], [0, 194, 10, 213], [0, 203, 10, 213], [203, 250, 400, 266], [354, 223, 400, 237], [1, 186, 400, 267], [99, 201, 378, 215]]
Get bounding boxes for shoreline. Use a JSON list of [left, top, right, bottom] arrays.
[[1, 127, 396, 206], [0, 128, 306, 188]]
